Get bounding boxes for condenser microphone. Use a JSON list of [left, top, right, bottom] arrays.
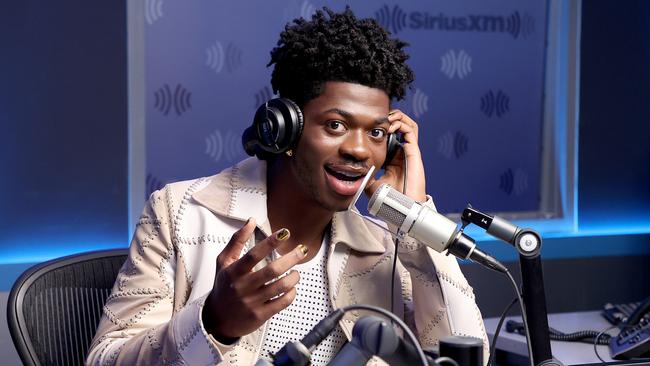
[[368, 184, 506, 273]]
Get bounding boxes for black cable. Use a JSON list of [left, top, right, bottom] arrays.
[[505, 320, 611, 345], [390, 237, 399, 315], [487, 297, 519, 366], [402, 155, 408, 202], [434, 356, 460, 366], [389, 154, 407, 316], [503, 269, 535, 366], [341, 303, 428, 366], [551, 329, 610, 344], [273, 304, 428, 366], [594, 325, 617, 363]]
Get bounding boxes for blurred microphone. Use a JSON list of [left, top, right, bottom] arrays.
[[329, 316, 399, 366], [264, 309, 345, 366], [368, 184, 506, 273]]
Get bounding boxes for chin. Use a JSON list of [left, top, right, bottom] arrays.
[[332, 202, 352, 213], [315, 194, 352, 213]]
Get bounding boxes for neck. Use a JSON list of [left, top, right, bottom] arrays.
[[266, 158, 333, 259]]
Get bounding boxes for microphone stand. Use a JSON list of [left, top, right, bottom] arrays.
[[461, 206, 562, 366], [520, 253, 556, 365]]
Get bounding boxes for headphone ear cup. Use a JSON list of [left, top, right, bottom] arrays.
[[278, 98, 303, 152], [242, 125, 260, 157], [242, 98, 304, 159], [383, 133, 401, 169]]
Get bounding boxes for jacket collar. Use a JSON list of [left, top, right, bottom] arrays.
[[192, 158, 385, 254]]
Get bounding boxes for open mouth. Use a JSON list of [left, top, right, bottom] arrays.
[[323, 165, 366, 196], [324, 166, 364, 181]]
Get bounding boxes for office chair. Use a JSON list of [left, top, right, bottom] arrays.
[[7, 249, 128, 366]]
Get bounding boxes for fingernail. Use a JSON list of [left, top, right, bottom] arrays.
[[297, 244, 309, 256], [276, 228, 290, 241]]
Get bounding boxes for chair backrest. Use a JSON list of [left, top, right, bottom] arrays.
[[7, 249, 128, 366]]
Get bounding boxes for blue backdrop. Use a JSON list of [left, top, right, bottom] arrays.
[[2, 0, 650, 273], [144, 0, 548, 215], [0, 1, 128, 264]]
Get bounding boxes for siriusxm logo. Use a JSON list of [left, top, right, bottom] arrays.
[[438, 131, 469, 160], [205, 129, 243, 163], [375, 5, 534, 39], [499, 168, 528, 196], [206, 41, 242, 74], [145, 0, 164, 25], [440, 49, 472, 79], [153, 84, 192, 116]]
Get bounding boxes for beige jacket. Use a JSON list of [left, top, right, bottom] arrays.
[[87, 158, 488, 365]]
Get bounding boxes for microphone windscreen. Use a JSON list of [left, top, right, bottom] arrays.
[[368, 184, 415, 227]]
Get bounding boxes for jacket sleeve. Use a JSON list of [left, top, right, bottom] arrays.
[[395, 196, 490, 363], [86, 188, 235, 365]]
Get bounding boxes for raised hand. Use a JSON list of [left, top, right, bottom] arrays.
[[202, 218, 308, 341], [367, 109, 427, 203]]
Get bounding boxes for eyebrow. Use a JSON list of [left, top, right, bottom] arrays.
[[323, 108, 390, 125]]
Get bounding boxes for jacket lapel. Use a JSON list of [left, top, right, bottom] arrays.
[[328, 211, 397, 339], [192, 158, 273, 236]]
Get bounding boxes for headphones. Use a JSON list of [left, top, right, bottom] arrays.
[[242, 98, 401, 167]]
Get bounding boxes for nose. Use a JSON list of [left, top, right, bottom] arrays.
[[339, 129, 371, 163]]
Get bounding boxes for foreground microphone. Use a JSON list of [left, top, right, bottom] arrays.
[[263, 309, 345, 366], [329, 316, 399, 366], [368, 184, 506, 273]]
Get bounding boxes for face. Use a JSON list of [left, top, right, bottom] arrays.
[[288, 81, 391, 212]]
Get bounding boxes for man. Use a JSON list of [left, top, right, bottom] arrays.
[[88, 7, 488, 365]]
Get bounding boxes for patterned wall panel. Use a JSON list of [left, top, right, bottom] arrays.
[[144, 0, 548, 214]]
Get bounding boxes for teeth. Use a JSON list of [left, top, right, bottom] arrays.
[[326, 166, 364, 181], [333, 170, 361, 178]]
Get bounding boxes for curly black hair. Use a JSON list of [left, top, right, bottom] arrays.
[[268, 6, 414, 107]]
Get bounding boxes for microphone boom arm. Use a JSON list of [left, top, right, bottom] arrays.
[[461, 205, 560, 366], [461, 206, 541, 257]]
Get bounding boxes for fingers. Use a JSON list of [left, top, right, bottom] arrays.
[[229, 227, 292, 277], [388, 120, 416, 135], [388, 110, 419, 142], [241, 244, 309, 291], [387, 110, 421, 159], [388, 109, 417, 125], [248, 270, 300, 304], [216, 218, 256, 270], [381, 110, 427, 202], [264, 287, 297, 315]]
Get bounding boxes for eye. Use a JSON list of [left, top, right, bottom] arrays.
[[369, 128, 387, 139], [326, 120, 346, 133]]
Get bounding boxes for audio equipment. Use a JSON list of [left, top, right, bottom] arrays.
[[367, 183, 506, 273], [243, 98, 304, 160]]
